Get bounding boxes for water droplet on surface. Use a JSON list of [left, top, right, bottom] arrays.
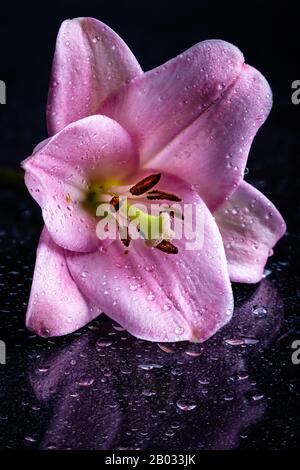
[[198, 378, 210, 385], [176, 399, 197, 411], [252, 305, 267, 316], [80, 271, 88, 278], [142, 390, 156, 397], [263, 268, 272, 278], [138, 363, 163, 371], [36, 366, 50, 374], [24, 436, 37, 443], [76, 376, 94, 387], [96, 339, 113, 349], [113, 324, 125, 332], [247, 391, 265, 402], [225, 338, 244, 346], [242, 337, 259, 345], [185, 350, 202, 357], [158, 343, 174, 353]]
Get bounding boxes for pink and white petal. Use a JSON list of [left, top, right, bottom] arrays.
[[22, 115, 139, 252], [47, 17, 142, 135], [100, 39, 244, 162], [101, 38, 271, 210], [148, 65, 272, 211], [214, 181, 286, 283], [26, 227, 102, 338], [66, 174, 233, 343]]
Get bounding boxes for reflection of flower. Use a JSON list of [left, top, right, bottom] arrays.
[[23, 17, 285, 341], [29, 280, 283, 450]]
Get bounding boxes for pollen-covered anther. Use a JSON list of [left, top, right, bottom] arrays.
[[155, 240, 178, 254], [129, 173, 161, 196], [110, 195, 120, 211], [146, 190, 181, 202]]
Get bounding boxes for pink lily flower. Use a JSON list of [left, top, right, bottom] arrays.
[[22, 17, 286, 342]]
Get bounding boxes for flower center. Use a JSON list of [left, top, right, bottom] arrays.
[[84, 173, 181, 254]]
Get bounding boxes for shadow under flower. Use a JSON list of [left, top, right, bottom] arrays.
[[29, 279, 283, 450]]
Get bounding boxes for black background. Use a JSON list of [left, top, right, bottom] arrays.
[[0, 0, 299, 451]]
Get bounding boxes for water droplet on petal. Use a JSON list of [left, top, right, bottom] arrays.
[[174, 326, 184, 335], [147, 292, 155, 301]]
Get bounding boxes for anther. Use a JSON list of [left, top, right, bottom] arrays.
[[146, 190, 181, 202], [110, 196, 120, 211], [129, 173, 161, 196], [155, 240, 178, 254]]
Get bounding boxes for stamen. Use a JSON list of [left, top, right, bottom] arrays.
[[121, 238, 131, 247], [155, 240, 178, 254], [146, 190, 181, 202], [129, 173, 161, 196], [120, 227, 131, 247], [110, 195, 120, 211]]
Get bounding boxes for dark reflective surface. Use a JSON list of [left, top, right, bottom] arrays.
[[0, 190, 299, 450]]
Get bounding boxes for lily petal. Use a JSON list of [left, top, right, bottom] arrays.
[[101, 40, 271, 210], [214, 181, 286, 283], [26, 227, 102, 337], [47, 17, 142, 135], [22, 115, 139, 252], [66, 173, 233, 342]]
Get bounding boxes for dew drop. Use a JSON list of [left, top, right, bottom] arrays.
[[113, 324, 125, 332], [247, 391, 265, 402], [252, 305, 267, 316], [36, 366, 50, 374], [96, 339, 113, 349], [158, 343, 174, 353], [76, 376, 94, 386], [147, 292, 155, 301], [176, 399, 197, 411], [225, 338, 244, 346], [138, 363, 163, 371], [175, 326, 184, 335], [185, 350, 202, 357], [163, 303, 171, 311], [24, 436, 37, 443]]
